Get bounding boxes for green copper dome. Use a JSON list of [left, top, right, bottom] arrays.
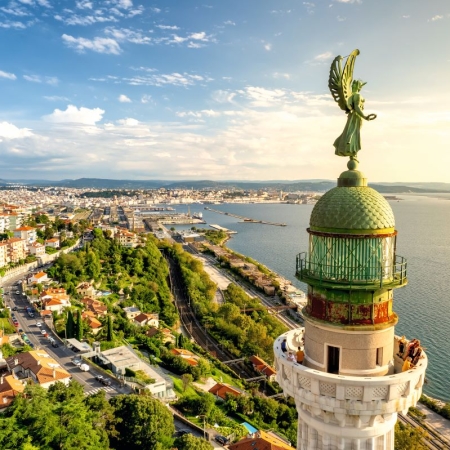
[[310, 186, 395, 233]]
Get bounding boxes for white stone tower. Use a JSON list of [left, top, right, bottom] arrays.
[[273, 163, 427, 450]]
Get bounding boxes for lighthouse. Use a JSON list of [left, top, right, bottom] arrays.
[[273, 159, 428, 449]]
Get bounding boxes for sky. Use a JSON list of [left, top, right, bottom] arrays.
[[0, 0, 449, 182]]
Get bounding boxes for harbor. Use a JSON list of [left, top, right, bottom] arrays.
[[209, 224, 237, 234], [204, 207, 287, 227]]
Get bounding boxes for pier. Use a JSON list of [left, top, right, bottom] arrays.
[[204, 207, 286, 227], [209, 224, 237, 234]]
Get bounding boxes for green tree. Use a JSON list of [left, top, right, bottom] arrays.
[[394, 422, 428, 450], [175, 434, 213, 450], [106, 315, 114, 342], [109, 394, 175, 450], [76, 309, 83, 341], [181, 373, 193, 392], [66, 310, 75, 339]]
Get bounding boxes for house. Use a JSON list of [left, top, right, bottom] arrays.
[[5, 238, 26, 263], [249, 355, 277, 381], [0, 374, 26, 410], [170, 348, 199, 366], [123, 306, 141, 320], [0, 242, 8, 267], [209, 382, 244, 400], [228, 430, 295, 450], [114, 228, 139, 248], [45, 238, 60, 249], [29, 271, 48, 285], [5, 350, 71, 388], [76, 282, 96, 298], [133, 313, 159, 327], [13, 226, 37, 244], [41, 287, 67, 299], [0, 214, 10, 233], [81, 297, 107, 317], [28, 242, 46, 257], [81, 311, 103, 335], [42, 297, 70, 313], [145, 327, 176, 344]]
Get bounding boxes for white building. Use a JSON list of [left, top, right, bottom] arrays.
[[97, 345, 174, 399]]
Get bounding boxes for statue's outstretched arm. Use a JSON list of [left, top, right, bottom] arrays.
[[353, 94, 376, 121]]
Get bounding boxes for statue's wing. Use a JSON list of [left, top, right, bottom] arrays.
[[328, 49, 360, 113]]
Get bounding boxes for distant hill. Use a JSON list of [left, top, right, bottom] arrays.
[[1, 178, 450, 193]]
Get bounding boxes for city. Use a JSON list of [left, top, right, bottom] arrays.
[[0, 1, 449, 450]]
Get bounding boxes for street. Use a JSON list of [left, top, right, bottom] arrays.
[[3, 275, 128, 399]]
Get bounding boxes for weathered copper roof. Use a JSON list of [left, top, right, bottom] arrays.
[[310, 186, 395, 232]]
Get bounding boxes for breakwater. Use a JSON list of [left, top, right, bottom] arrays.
[[204, 207, 286, 227]]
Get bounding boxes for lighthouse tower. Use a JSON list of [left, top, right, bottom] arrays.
[[273, 161, 427, 449]]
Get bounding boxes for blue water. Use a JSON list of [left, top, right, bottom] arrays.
[[171, 195, 450, 401]]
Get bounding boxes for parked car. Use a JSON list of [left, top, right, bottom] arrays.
[[175, 430, 190, 437], [36, 322, 42, 327], [12, 306, 17, 311], [15, 291, 20, 295], [215, 436, 228, 445]]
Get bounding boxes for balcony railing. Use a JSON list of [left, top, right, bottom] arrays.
[[296, 252, 407, 288]]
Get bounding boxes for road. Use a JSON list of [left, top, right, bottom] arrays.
[[3, 276, 129, 399]]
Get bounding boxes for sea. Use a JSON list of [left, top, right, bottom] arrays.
[[169, 194, 450, 402]]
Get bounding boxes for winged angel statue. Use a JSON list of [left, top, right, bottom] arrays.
[[329, 49, 377, 159]]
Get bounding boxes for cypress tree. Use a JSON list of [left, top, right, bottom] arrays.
[[76, 309, 83, 341], [106, 315, 113, 342], [66, 310, 75, 339]]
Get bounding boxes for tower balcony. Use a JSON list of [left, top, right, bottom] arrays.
[[273, 330, 427, 449], [296, 253, 407, 290]]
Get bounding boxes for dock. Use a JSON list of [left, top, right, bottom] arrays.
[[209, 224, 237, 234], [205, 207, 286, 227]]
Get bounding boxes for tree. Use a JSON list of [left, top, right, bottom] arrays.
[[66, 310, 75, 339], [394, 422, 428, 450], [106, 315, 114, 342], [181, 373, 193, 392], [175, 434, 213, 450], [76, 309, 83, 341], [109, 394, 175, 450]]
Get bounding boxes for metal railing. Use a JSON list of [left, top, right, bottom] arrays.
[[296, 252, 407, 288]]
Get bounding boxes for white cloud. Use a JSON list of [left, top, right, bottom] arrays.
[[0, 70, 16, 80], [430, 15, 443, 21], [273, 72, 290, 80], [44, 96, 70, 101], [333, 0, 361, 3], [62, 34, 121, 54], [314, 51, 333, 61], [105, 27, 151, 44], [23, 74, 59, 85], [114, 0, 133, 8], [402, 15, 410, 19], [303, 2, 315, 14], [0, 20, 27, 29], [76, 0, 93, 9], [117, 118, 139, 126], [141, 94, 153, 104], [36, 0, 51, 6], [212, 90, 236, 104], [43, 105, 105, 125], [264, 43, 272, 51], [0, 122, 33, 139], [118, 94, 131, 103], [224, 20, 235, 26], [156, 24, 179, 30]]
